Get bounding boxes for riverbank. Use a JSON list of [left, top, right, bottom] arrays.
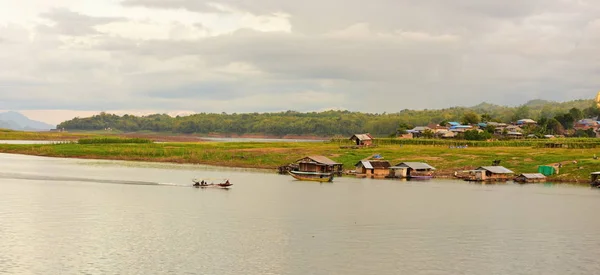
[[0, 141, 597, 183]]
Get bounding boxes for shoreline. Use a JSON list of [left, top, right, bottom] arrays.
[[0, 150, 592, 185], [0, 136, 597, 185]]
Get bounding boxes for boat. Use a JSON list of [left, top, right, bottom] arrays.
[[288, 171, 334, 182], [192, 179, 233, 188], [409, 175, 434, 180]]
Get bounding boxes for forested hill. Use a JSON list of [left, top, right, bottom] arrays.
[[57, 99, 597, 137]]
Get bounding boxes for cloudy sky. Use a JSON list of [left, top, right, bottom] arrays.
[[1, 0, 599, 124]]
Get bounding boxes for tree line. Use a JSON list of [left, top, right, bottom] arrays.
[[57, 99, 599, 137]]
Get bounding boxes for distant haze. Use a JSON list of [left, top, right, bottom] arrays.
[[0, 0, 599, 117], [0, 111, 55, 130]]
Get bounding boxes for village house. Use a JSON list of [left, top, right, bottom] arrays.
[[465, 166, 514, 182], [349, 133, 374, 146], [355, 160, 392, 178], [389, 162, 436, 179], [408, 126, 431, 136], [495, 125, 522, 134], [435, 130, 456, 139], [397, 132, 414, 139], [574, 119, 600, 131], [506, 131, 524, 139], [516, 119, 537, 126], [427, 124, 450, 133], [486, 122, 508, 128], [514, 173, 546, 183], [296, 156, 343, 175]]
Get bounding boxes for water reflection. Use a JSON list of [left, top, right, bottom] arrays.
[[0, 140, 69, 144], [1, 153, 600, 275]]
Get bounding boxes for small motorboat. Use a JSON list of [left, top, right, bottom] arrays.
[[192, 179, 232, 189]]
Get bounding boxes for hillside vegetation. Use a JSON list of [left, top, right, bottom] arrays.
[[57, 99, 598, 137]]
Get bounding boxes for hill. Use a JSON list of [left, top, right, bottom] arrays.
[[56, 99, 598, 137], [0, 111, 55, 131]]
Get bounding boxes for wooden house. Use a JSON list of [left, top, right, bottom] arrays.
[[591, 172, 600, 188], [349, 133, 374, 146], [296, 156, 343, 175], [514, 173, 546, 183], [389, 162, 436, 179], [465, 166, 514, 182], [355, 160, 391, 178]]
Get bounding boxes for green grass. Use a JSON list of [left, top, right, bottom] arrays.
[[0, 129, 99, 140], [0, 141, 598, 183], [78, 137, 153, 144]]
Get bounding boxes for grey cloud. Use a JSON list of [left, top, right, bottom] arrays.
[[2, 0, 600, 114], [39, 8, 126, 35], [120, 0, 591, 34]]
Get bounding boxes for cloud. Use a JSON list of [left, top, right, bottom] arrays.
[[39, 8, 126, 35], [0, 0, 599, 125]]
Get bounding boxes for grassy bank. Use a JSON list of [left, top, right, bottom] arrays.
[[0, 141, 598, 183], [0, 129, 97, 140]]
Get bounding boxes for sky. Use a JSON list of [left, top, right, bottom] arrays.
[[0, 0, 599, 124]]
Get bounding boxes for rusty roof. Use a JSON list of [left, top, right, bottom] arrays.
[[350, 134, 373, 141], [298, 156, 341, 165], [517, 173, 546, 179], [355, 160, 391, 169]]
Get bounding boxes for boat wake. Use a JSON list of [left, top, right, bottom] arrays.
[[0, 172, 184, 187]]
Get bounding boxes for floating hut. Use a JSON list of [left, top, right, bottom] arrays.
[[592, 172, 600, 188], [514, 173, 546, 183], [465, 166, 514, 182], [389, 162, 436, 179], [296, 156, 343, 176], [355, 160, 391, 178]]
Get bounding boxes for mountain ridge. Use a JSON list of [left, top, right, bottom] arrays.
[[0, 111, 55, 131]]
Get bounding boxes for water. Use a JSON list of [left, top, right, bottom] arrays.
[[1, 153, 600, 275], [0, 140, 68, 144]]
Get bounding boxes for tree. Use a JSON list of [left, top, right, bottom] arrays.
[[574, 129, 596, 138], [512, 105, 531, 121], [481, 113, 493, 122], [569, 108, 584, 121], [461, 112, 480, 125], [583, 105, 600, 118], [546, 118, 565, 135], [554, 113, 575, 130], [423, 129, 435, 139], [464, 130, 491, 140]]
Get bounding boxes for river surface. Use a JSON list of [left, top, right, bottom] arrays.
[[1, 153, 600, 275]]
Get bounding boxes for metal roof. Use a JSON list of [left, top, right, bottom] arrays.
[[298, 156, 341, 165], [518, 173, 546, 179], [411, 126, 431, 132], [517, 119, 537, 124], [356, 160, 373, 169], [355, 160, 391, 169], [350, 134, 373, 141], [476, 166, 514, 174], [391, 162, 436, 170]]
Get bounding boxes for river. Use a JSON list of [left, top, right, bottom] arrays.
[[1, 153, 600, 275]]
